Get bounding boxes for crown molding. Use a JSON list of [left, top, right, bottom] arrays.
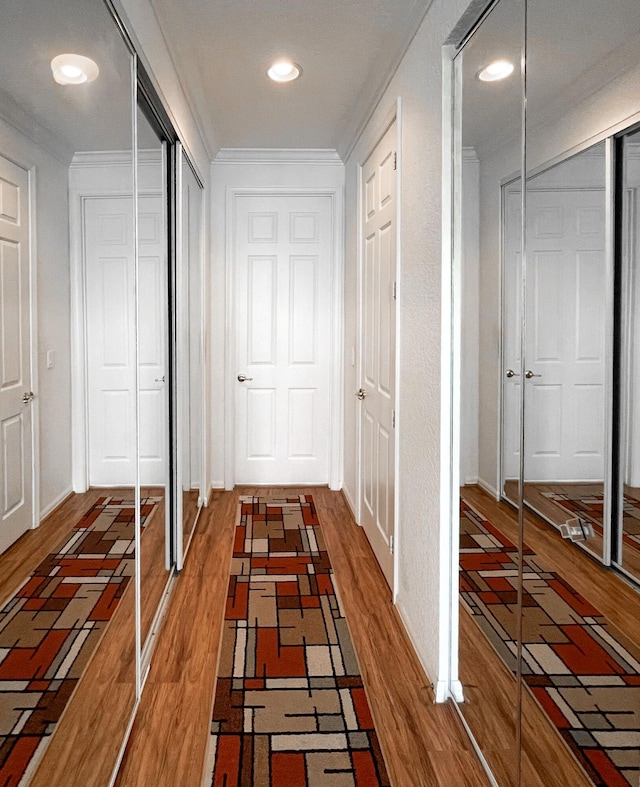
[[0, 89, 74, 166], [462, 146, 479, 163], [213, 148, 343, 165], [70, 149, 163, 168]]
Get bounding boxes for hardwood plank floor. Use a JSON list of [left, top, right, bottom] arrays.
[[115, 488, 490, 787], [0, 488, 172, 787], [461, 484, 640, 787]]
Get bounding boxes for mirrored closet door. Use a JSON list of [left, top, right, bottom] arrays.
[[177, 149, 205, 567], [0, 1, 140, 784], [455, 0, 640, 784], [136, 101, 172, 659], [455, 0, 524, 783], [0, 0, 202, 783]]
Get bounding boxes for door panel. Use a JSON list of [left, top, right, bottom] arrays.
[[358, 121, 397, 587], [0, 155, 32, 554], [234, 194, 332, 485], [504, 184, 606, 485], [85, 195, 165, 486]]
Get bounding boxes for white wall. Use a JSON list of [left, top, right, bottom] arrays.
[[0, 118, 73, 519], [209, 154, 345, 489], [344, 0, 472, 690]]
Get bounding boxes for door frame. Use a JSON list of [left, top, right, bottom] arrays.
[[224, 187, 344, 490], [354, 103, 402, 597]]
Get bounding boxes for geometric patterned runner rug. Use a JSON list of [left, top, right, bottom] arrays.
[[541, 489, 640, 553], [204, 496, 390, 786], [0, 496, 159, 787], [460, 497, 640, 787]]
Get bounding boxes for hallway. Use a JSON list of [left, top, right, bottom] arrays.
[[115, 489, 489, 786]]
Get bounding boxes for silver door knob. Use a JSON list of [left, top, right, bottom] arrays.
[[237, 374, 253, 382], [154, 375, 165, 383], [525, 370, 541, 379], [356, 388, 367, 400], [22, 391, 34, 404], [505, 369, 519, 378]]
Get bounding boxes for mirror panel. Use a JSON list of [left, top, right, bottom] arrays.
[[518, 143, 607, 564], [521, 0, 640, 784], [0, 1, 138, 784], [136, 104, 172, 651], [178, 151, 205, 562], [618, 127, 640, 582], [456, 0, 524, 782]]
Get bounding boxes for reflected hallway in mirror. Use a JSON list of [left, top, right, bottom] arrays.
[[456, 0, 524, 782], [0, 0, 140, 784], [177, 149, 205, 563], [135, 102, 172, 651]]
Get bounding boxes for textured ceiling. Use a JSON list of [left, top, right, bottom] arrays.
[[148, 0, 431, 157]]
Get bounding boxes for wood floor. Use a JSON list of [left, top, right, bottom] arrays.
[[0, 487, 174, 787], [114, 487, 490, 787], [461, 484, 640, 787], [12, 484, 632, 785]]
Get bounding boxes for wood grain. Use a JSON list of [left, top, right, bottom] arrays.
[[115, 487, 490, 787], [0, 488, 174, 787], [461, 484, 640, 786]]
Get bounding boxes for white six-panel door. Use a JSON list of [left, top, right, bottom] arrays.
[[0, 155, 33, 554], [234, 194, 332, 485], [359, 122, 397, 587], [504, 187, 606, 482], [84, 195, 166, 487]]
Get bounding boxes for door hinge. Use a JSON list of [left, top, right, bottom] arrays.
[[392, 281, 397, 300], [393, 152, 397, 170], [390, 535, 394, 554], [392, 409, 396, 428]]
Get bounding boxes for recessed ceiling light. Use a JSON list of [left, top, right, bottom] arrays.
[[267, 60, 301, 83], [51, 54, 99, 85], [477, 59, 514, 82]]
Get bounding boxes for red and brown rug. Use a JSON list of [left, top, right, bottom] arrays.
[[460, 497, 640, 786], [204, 495, 389, 786], [0, 496, 159, 787], [541, 489, 640, 554]]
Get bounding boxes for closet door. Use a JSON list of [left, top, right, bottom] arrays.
[[0, 2, 140, 786], [520, 2, 640, 785], [454, 1, 525, 783]]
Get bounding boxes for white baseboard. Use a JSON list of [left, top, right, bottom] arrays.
[[39, 487, 74, 523], [450, 679, 464, 702], [477, 477, 499, 500], [395, 598, 444, 701], [341, 485, 357, 520], [463, 475, 478, 486], [210, 480, 225, 490]]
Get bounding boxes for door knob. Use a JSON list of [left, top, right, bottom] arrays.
[[356, 388, 367, 400], [154, 375, 165, 383], [22, 391, 34, 404], [237, 374, 253, 382], [505, 369, 519, 378], [525, 370, 541, 379]]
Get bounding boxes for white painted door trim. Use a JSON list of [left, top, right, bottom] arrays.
[[355, 101, 401, 599], [224, 187, 344, 490], [28, 166, 39, 527]]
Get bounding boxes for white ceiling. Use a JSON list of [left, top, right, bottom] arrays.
[[147, 0, 431, 157], [3, 0, 640, 166]]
